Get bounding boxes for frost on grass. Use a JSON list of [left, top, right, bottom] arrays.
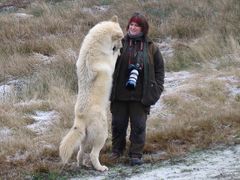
[[217, 75, 240, 97], [149, 70, 240, 121], [0, 127, 12, 142], [81, 5, 110, 15], [70, 145, 240, 180], [157, 37, 175, 58], [26, 110, 60, 135], [149, 71, 194, 120], [129, 145, 240, 180], [6, 151, 31, 162], [14, 13, 33, 19], [0, 84, 12, 101], [0, 79, 27, 102]]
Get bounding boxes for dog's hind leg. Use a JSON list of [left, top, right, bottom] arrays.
[[77, 143, 85, 166], [77, 139, 92, 167], [88, 117, 108, 171], [90, 138, 108, 171]]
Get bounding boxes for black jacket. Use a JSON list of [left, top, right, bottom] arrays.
[[110, 36, 164, 106]]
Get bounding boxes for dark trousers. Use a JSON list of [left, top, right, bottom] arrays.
[[111, 101, 148, 158]]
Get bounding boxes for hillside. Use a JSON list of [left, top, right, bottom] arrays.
[[0, 0, 240, 179]]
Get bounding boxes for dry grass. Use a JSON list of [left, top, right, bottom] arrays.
[[146, 76, 240, 158], [0, 0, 240, 179]]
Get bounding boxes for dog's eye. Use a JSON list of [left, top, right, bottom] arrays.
[[113, 46, 116, 51]]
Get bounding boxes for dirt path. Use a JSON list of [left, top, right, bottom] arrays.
[[70, 144, 240, 179], [129, 144, 240, 180]]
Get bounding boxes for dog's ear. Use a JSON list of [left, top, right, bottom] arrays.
[[110, 15, 118, 23]]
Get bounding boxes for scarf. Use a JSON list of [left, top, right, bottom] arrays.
[[127, 32, 144, 39], [127, 32, 145, 70]]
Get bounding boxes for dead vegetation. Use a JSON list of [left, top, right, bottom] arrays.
[[0, 0, 240, 179]]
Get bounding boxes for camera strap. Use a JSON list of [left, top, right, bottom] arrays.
[[128, 39, 144, 69]]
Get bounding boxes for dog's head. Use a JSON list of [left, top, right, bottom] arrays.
[[87, 15, 123, 54], [109, 16, 124, 52]]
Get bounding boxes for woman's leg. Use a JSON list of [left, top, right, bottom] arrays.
[[111, 101, 129, 155], [129, 101, 148, 159]]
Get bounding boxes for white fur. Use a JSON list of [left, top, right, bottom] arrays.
[[59, 16, 123, 171]]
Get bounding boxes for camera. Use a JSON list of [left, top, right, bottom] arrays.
[[126, 63, 141, 90]]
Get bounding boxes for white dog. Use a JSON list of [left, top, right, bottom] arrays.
[[59, 16, 123, 171]]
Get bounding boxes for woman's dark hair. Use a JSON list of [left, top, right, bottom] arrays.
[[126, 12, 149, 35]]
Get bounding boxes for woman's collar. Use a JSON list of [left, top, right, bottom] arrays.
[[127, 32, 144, 39]]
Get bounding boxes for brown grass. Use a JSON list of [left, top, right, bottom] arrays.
[[145, 74, 240, 158]]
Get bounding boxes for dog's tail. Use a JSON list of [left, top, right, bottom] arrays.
[[59, 121, 86, 164]]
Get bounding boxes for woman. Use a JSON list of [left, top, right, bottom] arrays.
[[110, 12, 165, 165]]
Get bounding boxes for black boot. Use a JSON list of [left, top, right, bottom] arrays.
[[130, 157, 143, 166]]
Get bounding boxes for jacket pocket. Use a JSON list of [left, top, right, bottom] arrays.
[[150, 80, 161, 103], [142, 80, 161, 106]]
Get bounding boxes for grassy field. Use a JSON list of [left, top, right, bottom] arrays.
[[0, 0, 240, 179]]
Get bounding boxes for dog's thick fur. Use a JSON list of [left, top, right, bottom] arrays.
[[59, 16, 123, 171]]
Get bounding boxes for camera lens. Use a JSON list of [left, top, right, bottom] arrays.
[[126, 69, 139, 89]]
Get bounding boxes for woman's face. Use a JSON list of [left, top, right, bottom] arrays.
[[128, 22, 142, 36]]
